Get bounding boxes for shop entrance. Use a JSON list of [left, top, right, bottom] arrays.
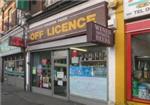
[[52, 50, 69, 99]]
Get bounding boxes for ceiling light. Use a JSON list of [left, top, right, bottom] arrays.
[[70, 47, 87, 52]]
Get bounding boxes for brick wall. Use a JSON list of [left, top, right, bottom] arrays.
[[29, 0, 43, 15], [0, 1, 17, 33], [0, 0, 4, 33]]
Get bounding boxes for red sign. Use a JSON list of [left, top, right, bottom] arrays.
[[71, 50, 78, 57], [9, 36, 24, 47]]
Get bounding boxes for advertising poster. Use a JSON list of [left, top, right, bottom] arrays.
[[124, 0, 150, 19]]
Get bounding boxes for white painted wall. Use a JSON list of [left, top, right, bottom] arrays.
[[26, 52, 30, 91], [108, 47, 115, 105]]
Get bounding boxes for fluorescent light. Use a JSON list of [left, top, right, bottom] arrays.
[[70, 47, 87, 52]]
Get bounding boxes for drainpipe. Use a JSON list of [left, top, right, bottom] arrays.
[[18, 13, 29, 91]]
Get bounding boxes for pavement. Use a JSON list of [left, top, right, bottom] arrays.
[[0, 82, 84, 105]]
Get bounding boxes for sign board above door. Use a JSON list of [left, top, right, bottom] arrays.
[[28, 2, 108, 45]]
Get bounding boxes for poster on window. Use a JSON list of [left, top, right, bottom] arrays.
[[70, 66, 107, 101]]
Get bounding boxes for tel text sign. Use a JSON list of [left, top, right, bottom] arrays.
[[124, 0, 150, 19]]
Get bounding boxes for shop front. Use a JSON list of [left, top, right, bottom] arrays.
[[2, 53, 24, 87], [0, 27, 25, 89], [30, 46, 109, 101], [126, 19, 150, 105], [124, 0, 150, 104], [27, 1, 115, 105]]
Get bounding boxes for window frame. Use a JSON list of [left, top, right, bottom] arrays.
[[126, 20, 150, 104]]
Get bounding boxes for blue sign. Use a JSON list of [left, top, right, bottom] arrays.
[[70, 66, 93, 77]]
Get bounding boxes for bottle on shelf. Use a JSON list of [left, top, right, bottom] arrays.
[[144, 63, 148, 79], [103, 50, 107, 60], [94, 52, 97, 60], [81, 54, 84, 61], [99, 51, 102, 60], [96, 52, 99, 60], [137, 61, 141, 70], [83, 54, 87, 61], [85, 53, 88, 61], [135, 61, 142, 80], [40, 75, 43, 88], [88, 53, 92, 60]]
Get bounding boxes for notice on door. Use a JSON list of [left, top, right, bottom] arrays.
[[57, 72, 64, 78], [58, 80, 63, 86]]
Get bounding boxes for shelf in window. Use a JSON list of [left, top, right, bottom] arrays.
[[133, 78, 150, 84], [42, 67, 51, 70], [4, 70, 24, 77], [81, 60, 106, 63], [54, 63, 67, 67], [136, 56, 150, 59]]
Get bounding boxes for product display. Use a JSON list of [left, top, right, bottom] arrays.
[[80, 50, 107, 61], [132, 56, 150, 100], [32, 51, 51, 89], [77, 49, 107, 77]]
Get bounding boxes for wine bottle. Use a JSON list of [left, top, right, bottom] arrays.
[[96, 52, 99, 60], [89, 53, 92, 60], [144, 63, 148, 79]]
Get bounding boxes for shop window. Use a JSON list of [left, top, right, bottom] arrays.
[[4, 54, 24, 78], [70, 46, 108, 101], [32, 51, 51, 89], [131, 33, 150, 101]]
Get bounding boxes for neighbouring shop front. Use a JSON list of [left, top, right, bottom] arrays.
[[0, 27, 25, 89], [27, 2, 114, 105], [124, 0, 150, 104], [2, 53, 24, 87], [126, 19, 150, 104]]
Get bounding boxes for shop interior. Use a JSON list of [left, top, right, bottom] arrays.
[[132, 33, 150, 100]]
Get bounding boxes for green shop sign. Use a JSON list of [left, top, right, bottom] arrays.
[[16, 0, 29, 10]]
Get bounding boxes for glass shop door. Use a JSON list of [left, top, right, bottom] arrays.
[[52, 50, 69, 99]]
